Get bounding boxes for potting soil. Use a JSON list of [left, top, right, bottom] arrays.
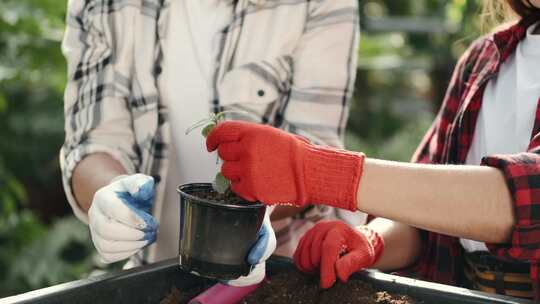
[[160, 283, 213, 304], [194, 188, 249, 205], [161, 269, 417, 304], [241, 269, 417, 304]]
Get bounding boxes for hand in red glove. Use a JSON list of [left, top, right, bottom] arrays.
[[293, 221, 384, 289], [206, 121, 365, 211]]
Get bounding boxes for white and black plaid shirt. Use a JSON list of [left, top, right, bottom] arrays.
[[60, 0, 360, 258]]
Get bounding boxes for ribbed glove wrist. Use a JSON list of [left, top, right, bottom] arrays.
[[300, 145, 365, 211]]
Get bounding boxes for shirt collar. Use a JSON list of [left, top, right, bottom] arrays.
[[492, 16, 538, 63], [521, 21, 540, 56]]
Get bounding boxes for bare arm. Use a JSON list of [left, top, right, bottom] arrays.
[[367, 218, 422, 271], [72, 153, 127, 212], [358, 158, 515, 244]]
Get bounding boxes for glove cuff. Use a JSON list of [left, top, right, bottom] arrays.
[[302, 145, 365, 211]]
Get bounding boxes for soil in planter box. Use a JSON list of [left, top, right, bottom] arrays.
[[160, 283, 214, 304], [160, 270, 416, 304], [242, 269, 417, 304]]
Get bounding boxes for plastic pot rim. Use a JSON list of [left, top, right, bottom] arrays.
[[177, 183, 264, 211]]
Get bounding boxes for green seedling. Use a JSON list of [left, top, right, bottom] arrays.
[[186, 110, 256, 194]]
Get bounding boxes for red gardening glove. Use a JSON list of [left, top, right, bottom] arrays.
[[293, 221, 384, 289], [206, 121, 365, 211]]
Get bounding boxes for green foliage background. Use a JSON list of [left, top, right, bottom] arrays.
[[0, 0, 96, 297], [346, 0, 482, 159], [0, 0, 484, 297]]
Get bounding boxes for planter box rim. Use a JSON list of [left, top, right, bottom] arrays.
[[0, 256, 532, 304]]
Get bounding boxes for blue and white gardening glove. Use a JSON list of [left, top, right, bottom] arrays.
[[225, 208, 276, 287], [88, 174, 159, 263]]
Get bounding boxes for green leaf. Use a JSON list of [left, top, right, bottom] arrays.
[[185, 117, 214, 135], [1, 192, 16, 215], [0, 94, 7, 113], [215, 110, 258, 122], [212, 172, 230, 194], [202, 123, 216, 138], [8, 178, 27, 204], [214, 111, 227, 121], [8, 217, 93, 291]]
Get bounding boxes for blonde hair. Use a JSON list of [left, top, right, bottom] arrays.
[[481, 0, 519, 32]]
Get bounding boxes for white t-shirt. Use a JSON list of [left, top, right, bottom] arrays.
[[461, 22, 540, 253], [154, 0, 233, 261], [152, 0, 366, 262]]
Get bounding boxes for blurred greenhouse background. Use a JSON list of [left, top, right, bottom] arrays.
[[0, 0, 484, 297]]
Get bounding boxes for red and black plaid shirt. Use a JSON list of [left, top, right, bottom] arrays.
[[407, 17, 540, 295]]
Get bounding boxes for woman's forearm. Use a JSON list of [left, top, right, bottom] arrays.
[[72, 153, 127, 212], [368, 218, 422, 271], [357, 158, 515, 244]]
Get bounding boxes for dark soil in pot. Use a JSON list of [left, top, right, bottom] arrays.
[[160, 269, 417, 304], [190, 188, 247, 205]]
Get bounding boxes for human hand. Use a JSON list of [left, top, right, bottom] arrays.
[[88, 174, 159, 263], [225, 209, 276, 287], [206, 121, 364, 211], [293, 221, 384, 289]]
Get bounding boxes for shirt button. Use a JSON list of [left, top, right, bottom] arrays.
[[257, 90, 265, 97]]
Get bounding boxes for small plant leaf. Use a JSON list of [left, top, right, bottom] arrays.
[[214, 111, 227, 122], [187, 111, 255, 195], [185, 118, 214, 135], [202, 123, 216, 138], [212, 172, 231, 194], [215, 110, 258, 122]]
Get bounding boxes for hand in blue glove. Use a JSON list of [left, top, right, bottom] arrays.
[[225, 208, 276, 286], [88, 174, 159, 263]]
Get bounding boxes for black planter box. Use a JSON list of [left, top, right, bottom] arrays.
[[0, 256, 532, 304]]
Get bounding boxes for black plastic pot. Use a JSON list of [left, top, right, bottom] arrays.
[[177, 183, 266, 280], [1, 257, 531, 304]]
